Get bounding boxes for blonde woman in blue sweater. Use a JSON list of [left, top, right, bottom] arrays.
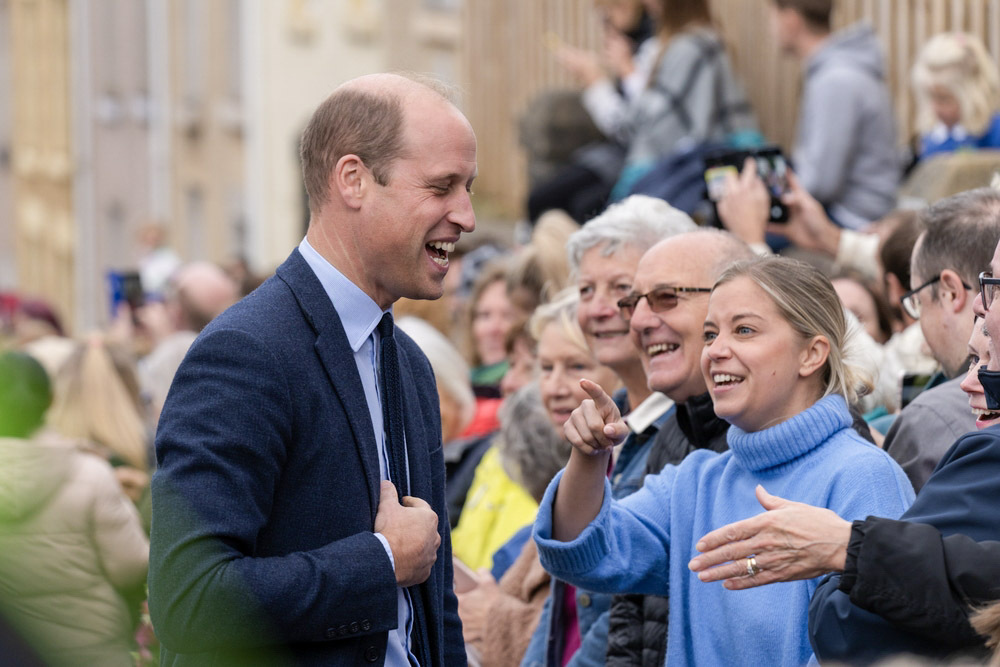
[[533, 256, 914, 666]]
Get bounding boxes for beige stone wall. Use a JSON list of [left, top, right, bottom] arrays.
[[9, 0, 76, 330]]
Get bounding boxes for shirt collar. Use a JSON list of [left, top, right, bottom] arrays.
[[298, 237, 386, 352], [623, 392, 674, 433]]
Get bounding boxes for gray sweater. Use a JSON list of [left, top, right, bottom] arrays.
[[795, 23, 899, 229], [884, 376, 978, 492], [584, 28, 757, 168]]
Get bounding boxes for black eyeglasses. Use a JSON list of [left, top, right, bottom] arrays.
[[617, 285, 712, 319], [980, 271, 1000, 311], [900, 275, 973, 320]]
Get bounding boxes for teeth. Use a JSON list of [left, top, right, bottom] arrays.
[[713, 374, 744, 384], [428, 241, 455, 253], [647, 343, 678, 356], [430, 255, 449, 267], [972, 407, 1000, 419]]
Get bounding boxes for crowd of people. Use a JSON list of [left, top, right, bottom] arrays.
[[2, 0, 1000, 665]]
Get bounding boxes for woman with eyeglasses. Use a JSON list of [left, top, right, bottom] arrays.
[[531, 256, 914, 666]]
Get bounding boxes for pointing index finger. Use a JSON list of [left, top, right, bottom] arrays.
[[580, 379, 616, 414]]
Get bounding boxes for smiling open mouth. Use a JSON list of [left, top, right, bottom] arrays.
[[426, 241, 454, 267], [712, 373, 745, 386], [647, 343, 679, 356], [973, 407, 1000, 421]]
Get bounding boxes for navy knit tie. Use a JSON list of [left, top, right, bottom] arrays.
[[378, 313, 408, 500], [378, 312, 431, 667]]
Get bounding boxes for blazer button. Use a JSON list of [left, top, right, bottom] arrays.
[[364, 645, 380, 662], [361, 619, 372, 632], [578, 593, 592, 607], [324, 627, 337, 640], [349, 621, 360, 634], [338, 624, 349, 637]]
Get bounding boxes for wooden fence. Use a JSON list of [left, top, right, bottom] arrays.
[[461, 0, 1000, 217]]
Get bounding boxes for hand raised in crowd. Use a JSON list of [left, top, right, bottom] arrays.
[[686, 486, 852, 590], [717, 157, 771, 245], [456, 569, 501, 644], [717, 159, 843, 259], [563, 379, 631, 455], [603, 26, 635, 81], [374, 481, 441, 588], [776, 170, 842, 257]]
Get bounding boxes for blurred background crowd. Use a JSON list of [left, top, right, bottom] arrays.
[[4, 0, 1000, 665]]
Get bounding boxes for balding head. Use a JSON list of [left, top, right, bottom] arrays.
[[171, 262, 239, 333], [628, 230, 753, 401], [300, 73, 460, 213]]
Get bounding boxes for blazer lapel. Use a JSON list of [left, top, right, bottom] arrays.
[[276, 250, 381, 515], [398, 343, 433, 503]]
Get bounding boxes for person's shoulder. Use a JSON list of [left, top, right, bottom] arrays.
[[893, 376, 974, 432], [664, 27, 723, 59], [394, 325, 434, 378], [940, 424, 1000, 464], [823, 425, 906, 478]]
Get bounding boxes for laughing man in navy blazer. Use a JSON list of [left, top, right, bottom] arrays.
[[149, 73, 477, 666]]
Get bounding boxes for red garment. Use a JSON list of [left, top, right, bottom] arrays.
[[460, 397, 502, 438]]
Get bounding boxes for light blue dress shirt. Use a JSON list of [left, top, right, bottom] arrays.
[[299, 237, 417, 666]]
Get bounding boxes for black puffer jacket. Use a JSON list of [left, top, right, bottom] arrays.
[[605, 393, 729, 666]]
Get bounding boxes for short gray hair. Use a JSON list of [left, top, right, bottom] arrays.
[[912, 187, 1000, 290], [566, 195, 697, 280], [495, 383, 572, 502], [396, 316, 475, 429]]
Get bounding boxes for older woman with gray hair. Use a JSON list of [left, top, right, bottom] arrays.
[[517, 194, 694, 665]]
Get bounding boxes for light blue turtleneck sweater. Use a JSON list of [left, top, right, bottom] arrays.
[[534, 394, 915, 667]]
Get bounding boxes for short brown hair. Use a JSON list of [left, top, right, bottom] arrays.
[[657, 0, 712, 36], [772, 0, 832, 32], [299, 88, 406, 211]]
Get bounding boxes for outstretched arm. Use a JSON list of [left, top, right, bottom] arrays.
[[552, 379, 631, 542], [687, 485, 852, 590]]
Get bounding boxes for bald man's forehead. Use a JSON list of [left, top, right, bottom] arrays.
[[634, 241, 714, 291]]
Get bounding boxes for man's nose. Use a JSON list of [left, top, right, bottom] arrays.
[[629, 297, 659, 335], [451, 192, 476, 233]]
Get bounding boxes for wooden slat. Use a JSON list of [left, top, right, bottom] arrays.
[[461, 0, 1000, 217]]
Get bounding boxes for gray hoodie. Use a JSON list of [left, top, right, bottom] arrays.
[[794, 22, 899, 229]]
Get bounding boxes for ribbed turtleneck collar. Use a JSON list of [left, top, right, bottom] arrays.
[[726, 394, 850, 472]]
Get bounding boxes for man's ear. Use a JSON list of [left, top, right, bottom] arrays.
[[331, 154, 367, 210], [799, 335, 830, 380], [939, 269, 970, 313]]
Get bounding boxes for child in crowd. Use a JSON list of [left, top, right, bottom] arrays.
[[913, 32, 1000, 158]]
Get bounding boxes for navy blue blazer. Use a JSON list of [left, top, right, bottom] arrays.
[[149, 250, 465, 666]]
